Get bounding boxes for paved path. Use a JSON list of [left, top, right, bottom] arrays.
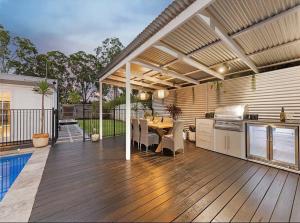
[[56, 124, 88, 143]]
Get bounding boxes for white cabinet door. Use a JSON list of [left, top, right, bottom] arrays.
[[196, 119, 214, 150], [214, 129, 227, 154], [227, 131, 245, 158]]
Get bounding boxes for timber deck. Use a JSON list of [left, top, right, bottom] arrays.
[[29, 136, 300, 222]]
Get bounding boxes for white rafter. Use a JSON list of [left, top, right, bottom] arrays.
[[107, 75, 164, 90], [102, 79, 155, 92], [209, 38, 300, 69], [161, 4, 300, 73], [115, 69, 180, 88], [196, 12, 259, 73], [132, 60, 199, 85], [130, 73, 180, 88], [154, 42, 224, 80], [100, 0, 213, 81]]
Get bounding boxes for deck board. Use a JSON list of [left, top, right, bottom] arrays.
[[29, 136, 300, 222]]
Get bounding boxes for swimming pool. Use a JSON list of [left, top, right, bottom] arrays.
[[0, 153, 32, 201]]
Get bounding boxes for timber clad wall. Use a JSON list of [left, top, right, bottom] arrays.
[[153, 66, 300, 128]]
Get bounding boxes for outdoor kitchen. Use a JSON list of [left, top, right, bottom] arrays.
[[153, 66, 300, 172]]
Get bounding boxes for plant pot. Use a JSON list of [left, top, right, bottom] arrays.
[[91, 134, 100, 142], [32, 133, 49, 148], [188, 131, 196, 142]]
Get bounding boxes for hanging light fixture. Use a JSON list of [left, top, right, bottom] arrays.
[[153, 89, 169, 99], [217, 63, 231, 74], [139, 91, 149, 101]]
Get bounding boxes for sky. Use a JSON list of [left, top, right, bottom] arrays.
[[0, 0, 172, 55]]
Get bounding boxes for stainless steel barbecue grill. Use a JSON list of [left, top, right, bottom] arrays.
[[214, 105, 248, 132]]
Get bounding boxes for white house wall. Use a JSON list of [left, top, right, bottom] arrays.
[[1, 83, 57, 109], [0, 83, 57, 143], [153, 66, 300, 128]]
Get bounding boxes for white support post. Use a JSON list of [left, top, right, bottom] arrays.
[[99, 81, 103, 140], [125, 62, 131, 160]]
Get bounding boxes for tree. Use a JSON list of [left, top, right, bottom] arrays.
[[95, 37, 124, 68], [68, 51, 101, 103], [67, 90, 81, 104], [44, 51, 73, 103], [9, 36, 38, 74], [95, 38, 124, 98], [33, 80, 53, 133], [0, 25, 11, 73]]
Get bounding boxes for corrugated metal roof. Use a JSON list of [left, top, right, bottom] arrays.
[[101, 0, 300, 89], [99, 0, 196, 77], [191, 42, 237, 66], [234, 11, 300, 54], [137, 47, 175, 66], [161, 16, 218, 54], [206, 0, 300, 35]]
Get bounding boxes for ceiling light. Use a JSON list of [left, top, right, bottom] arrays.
[[217, 64, 230, 74]]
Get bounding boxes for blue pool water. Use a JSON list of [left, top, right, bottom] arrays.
[[0, 153, 32, 201]]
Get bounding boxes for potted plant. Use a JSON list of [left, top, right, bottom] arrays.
[[91, 102, 100, 142], [183, 129, 188, 140], [165, 104, 182, 120], [91, 128, 100, 142], [32, 80, 53, 148]]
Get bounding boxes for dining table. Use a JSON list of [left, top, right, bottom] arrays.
[[147, 121, 173, 153]]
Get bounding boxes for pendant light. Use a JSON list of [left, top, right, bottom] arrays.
[[139, 91, 149, 101], [153, 89, 169, 99]]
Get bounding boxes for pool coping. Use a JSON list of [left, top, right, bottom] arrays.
[[0, 146, 50, 222]]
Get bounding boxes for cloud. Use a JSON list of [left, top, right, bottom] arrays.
[[0, 0, 172, 55]]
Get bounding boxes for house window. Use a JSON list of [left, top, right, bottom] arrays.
[[0, 92, 11, 140]]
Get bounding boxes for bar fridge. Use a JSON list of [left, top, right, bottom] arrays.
[[247, 123, 299, 170]]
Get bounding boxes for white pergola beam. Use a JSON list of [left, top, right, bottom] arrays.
[[154, 43, 224, 80], [99, 81, 103, 140], [233, 4, 300, 38], [209, 38, 300, 68], [102, 79, 154, 92], [116, 68, 180, 88], [107, 75, 164, 90], [125, 63, 131, 160], [197, 13, 259, 73], [100, 0, 213, 81], [130, 73, 180, 88], [132, 60, 199, 85], [189, 5, 300, 58]]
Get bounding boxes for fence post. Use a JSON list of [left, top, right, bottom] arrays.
[[113, 86, 116, 136], [52, 108, 55, 147], [113, 107, 116, 136], [55, 109, 59, 143], [83, 103, 85, 142]]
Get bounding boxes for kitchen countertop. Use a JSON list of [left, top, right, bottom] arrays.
[[245, 119, 300, 126]]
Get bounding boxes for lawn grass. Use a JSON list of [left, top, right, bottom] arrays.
[[78, 119, 125, 137]]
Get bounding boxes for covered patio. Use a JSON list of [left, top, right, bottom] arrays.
[[98, 0, 300, 160]]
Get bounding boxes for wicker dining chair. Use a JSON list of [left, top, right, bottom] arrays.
[[139, 119, 159, 152], [161, 120, 184, 157], [132, 118, 140, 150]]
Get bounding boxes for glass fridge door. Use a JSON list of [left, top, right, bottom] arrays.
[[247, 123, 269, 160], [270, 125, 299, 168]]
